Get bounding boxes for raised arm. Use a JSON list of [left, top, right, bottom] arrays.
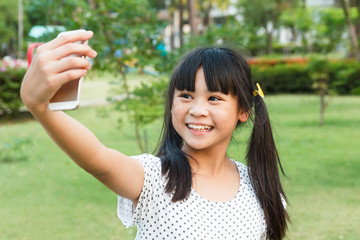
[[20, 30, 144, 203]]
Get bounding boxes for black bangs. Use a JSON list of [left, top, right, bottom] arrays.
[[172, 48, 204, 92], [202, 48, 239, 95], [172, 47, 251, 96]]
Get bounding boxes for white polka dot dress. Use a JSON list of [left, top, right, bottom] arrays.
[[117, 154, 267, 240]]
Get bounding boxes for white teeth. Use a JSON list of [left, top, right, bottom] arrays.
[[187, 124, 212, 131]]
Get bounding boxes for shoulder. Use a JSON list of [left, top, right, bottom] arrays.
[[131, 153, 163, 183], [232, 159, 253, 187], [132, 153, 160, 162], [233, 159, 287, 209], [132, 153, 161, 169], [233, 160, 248, 171], [233, 160, 249, 177]]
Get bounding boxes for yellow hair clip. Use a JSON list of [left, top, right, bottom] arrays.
[[253, 83, 264, 98]]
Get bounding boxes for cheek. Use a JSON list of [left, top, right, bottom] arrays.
[[171, 105, 181, 127], [171, 104, 188, 133], [171, 112, 182, 138], [213, 108, 240, 128], [171, 103, 186, 119]]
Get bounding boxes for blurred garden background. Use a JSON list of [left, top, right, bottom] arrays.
[[0, 0, 359, 239]]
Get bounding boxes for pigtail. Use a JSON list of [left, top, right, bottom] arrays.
[[156, 84, 193, 201], [246, 95, 290, 240], [158, 123, 193, 202]]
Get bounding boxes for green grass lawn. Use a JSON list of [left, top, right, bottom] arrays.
[[0, 94, 359, 239], [81, 71, 158, 101]]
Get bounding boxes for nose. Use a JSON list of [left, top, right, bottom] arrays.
[[189, 100, 209, 118]]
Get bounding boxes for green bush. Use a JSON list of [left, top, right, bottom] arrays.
[[0, 58, 27, 114], [251, 59, 360, 95], [328, 61, 360, 95], [252, 64, 313, 93]]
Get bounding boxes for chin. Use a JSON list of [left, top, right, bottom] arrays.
[[183, 142, 212, 151]]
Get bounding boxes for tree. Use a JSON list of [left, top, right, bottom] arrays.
[[339, 0, 360, 60], [185, 15, 249, 50], [198, 0, 231, 29], [280, 7, 313, 53], [178, 0, 184, 47], [308, 58, 330, 126], [34, 0, 165, 152], [187, 0, 198, 36], [24, 0, 47, 25], [238, 0, 300, 54], [314, 8, 349, 53], [84, 0, 164, 152], [162, 0, 232, 49], [347, 0, 360, 39], [0, 0, 20, 57], [18, 0, 24, 58]]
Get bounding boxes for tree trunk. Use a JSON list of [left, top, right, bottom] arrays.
[[187, 0, 198, 36], [143, 129, 149, 153], [170, 9, 175, 50], [319, 91, 325, 126], [117, 57, 145, 152], [266, 30, 273, 54], [200, 1, 212, 29], [135, 121, 145, 153], [179, 0, 184, 47], [18, 0, 23, 58], [319, 77, 327, 127], [301, 32, 309, 53], [302, 0, 306, 9], [291, 26, 298, 43], [88, 0, 96, 9], [355, 0, 360, 39], [340, 0, 360, 61]]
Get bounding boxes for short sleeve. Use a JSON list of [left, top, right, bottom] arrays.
[[117, 154, 162, 228]]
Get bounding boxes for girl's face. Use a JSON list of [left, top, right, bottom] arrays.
[[171, 67, 249, 154]]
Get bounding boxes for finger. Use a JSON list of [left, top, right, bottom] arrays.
[[52, 56, 92, 73], [55, 69, 88, 87], [41, 29, 94, 51], [51, 42, 97, 60]]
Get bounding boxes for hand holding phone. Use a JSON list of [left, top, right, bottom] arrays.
[[49, 37, 89, 111], [20, 30, 96, 115]]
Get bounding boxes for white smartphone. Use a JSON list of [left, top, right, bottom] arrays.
[[49, 39, 88, 111]]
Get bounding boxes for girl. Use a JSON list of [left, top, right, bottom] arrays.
[[21, 30, 289, 240]]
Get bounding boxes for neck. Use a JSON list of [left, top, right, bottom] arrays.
[[182, 146, 232, 177]]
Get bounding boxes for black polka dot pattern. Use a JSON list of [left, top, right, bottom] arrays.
[[117, 154, 267, 239]]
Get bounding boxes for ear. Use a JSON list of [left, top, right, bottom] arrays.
[[238, 109, 249, 123]]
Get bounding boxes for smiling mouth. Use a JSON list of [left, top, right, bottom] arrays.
[[186, 124, 213, 132]]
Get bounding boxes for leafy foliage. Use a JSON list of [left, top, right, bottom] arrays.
[[0, 57, 27, 114], [34, 0, 167, 152], [187, 16, 250, 48], [60, 0, 165, 75], [278, 6, 358, 54], [115, 78, 167, 127], [0, 1, 21, 57], [252, 63, 313, 93], [0, 137, 32, 163], [237, 0, 300, 54], [331, 62, 360, 95], [251, 58, 360, 95]]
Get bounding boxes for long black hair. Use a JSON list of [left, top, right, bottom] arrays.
[[155, 46, 289, 240]]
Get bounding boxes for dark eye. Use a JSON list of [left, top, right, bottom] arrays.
[[209, 96, 221, 101], [181, 93, 192, 99]]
